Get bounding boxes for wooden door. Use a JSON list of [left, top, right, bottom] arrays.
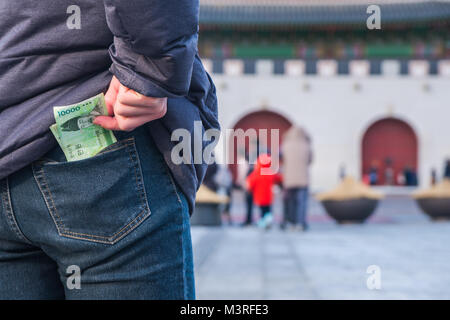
[[362, 118, 418, 185]]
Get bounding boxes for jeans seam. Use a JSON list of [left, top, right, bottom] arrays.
[[0, 178, 33, 244], [181, 204, 189, 300], [125, 138, 151, 216], [167, 169, 182, 205], [31, 137, 151, 245], [166, 169, 189, 299]]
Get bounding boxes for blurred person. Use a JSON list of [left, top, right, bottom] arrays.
[[339, 164, 346, 181], [403, 166, 418, 186], [236, 153, 255, 226], [369, 162, 379, 185], [281, 126, 313, 231], [214, 165, 233, 225], [0, 0, 219, 299], [412, 169, 418, 186], [403, 166, 412, 186], [397, 171, 406, 185], [202, 160, 234, 224], [431, 168, 437, 186], [246, 154, 282, 230], [444, 159, 450, 179], [384, 157, 394, 185]]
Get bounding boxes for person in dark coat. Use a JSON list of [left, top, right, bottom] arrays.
[[444, 159, 450, 179], [403, 166, 418, 186], [0, 0, 218, 299]]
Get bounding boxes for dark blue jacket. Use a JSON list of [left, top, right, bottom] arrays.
[[0, 0, 219, 213]]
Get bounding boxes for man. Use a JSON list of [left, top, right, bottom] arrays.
[[281, 126, 312, 231], [0, 0, 219, 299], [236, 153, 254, 226]]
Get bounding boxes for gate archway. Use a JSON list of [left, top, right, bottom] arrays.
[[362, 118, 418, 186], [230, 110, 292, 180]]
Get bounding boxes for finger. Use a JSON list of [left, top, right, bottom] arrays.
[[114, 102, 165, 117], [118, 89, 165, 108], [94, 114, 145, 132], [115, 113, 163, 132], [95, 112, 164, 132], [104, 76, 120, 115], [93, 115, 120, 131]]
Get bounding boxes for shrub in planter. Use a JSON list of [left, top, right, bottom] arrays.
[[316, 177, 383, 224], [413, 179, 450, 220]]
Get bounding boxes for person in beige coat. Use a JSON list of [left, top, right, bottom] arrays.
[[281, 126, 313, 230]]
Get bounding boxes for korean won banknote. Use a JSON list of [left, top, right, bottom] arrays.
[[50, 93, 117, 161]]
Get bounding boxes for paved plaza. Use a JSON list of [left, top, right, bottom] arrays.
[[191, 195, 450, 299]]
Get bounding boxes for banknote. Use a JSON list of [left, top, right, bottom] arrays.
[[50, 93, 117, 161], [49, 123, 62, 145], [49, 123, 72, 160]]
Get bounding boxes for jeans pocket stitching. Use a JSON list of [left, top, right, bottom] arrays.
[[97, 137, 135, 156], [32, 163, 67, 234], [60, 208, 150, 244], [32, 137, 151, 245]]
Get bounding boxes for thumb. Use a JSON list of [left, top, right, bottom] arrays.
[[93, 115, 120, 131]]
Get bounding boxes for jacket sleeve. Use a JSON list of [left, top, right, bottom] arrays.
[[103, 0, 199, 98]]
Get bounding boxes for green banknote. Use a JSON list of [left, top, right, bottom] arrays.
[[49, 123, 71, 160], [50, 93, 117, 161]]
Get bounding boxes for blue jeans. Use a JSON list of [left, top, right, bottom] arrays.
[[0, 127, 195, 299]]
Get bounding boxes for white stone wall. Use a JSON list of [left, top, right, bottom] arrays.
[[210, 74, 450, 192]]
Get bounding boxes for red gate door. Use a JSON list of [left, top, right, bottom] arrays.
[[230, 110, 292, 181], [362, 118, 418, 185]]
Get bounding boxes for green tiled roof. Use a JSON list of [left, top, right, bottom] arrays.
[[199, 1, 450, 27]]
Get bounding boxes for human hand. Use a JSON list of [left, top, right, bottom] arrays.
[[93, 76, 167, 131]]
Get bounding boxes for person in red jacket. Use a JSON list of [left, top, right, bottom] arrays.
[[246, 154, 282, 228]]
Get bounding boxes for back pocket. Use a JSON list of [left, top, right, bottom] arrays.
[[32, 137, 150, 244]]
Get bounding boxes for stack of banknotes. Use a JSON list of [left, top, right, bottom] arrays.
[[50, 93, 117, 161]]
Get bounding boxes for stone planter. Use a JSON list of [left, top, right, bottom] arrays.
[[415, 198, 450, 220], [321, 198, 379, 224], [191, 185, 229, 226], [317, 176, 383, 224], [191, 203, 223, 226], [413, 179, 450, 221]]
